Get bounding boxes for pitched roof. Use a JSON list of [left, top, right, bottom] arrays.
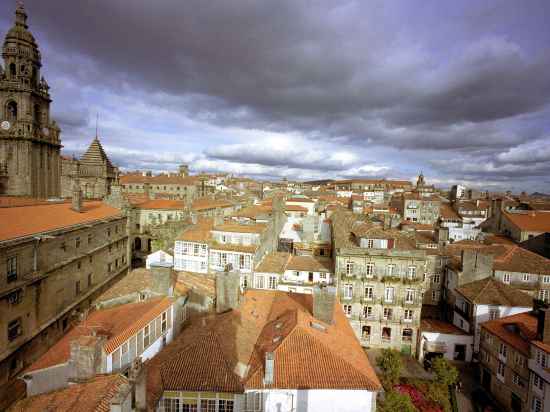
[[0, 201, 122, 242], [420, 319, 468, 335], [120, 173, 199, 186], [146, 290, 380, 408], [8, 374, 129, 412], [455, 278, 533, 307], [79, 137, 114, 169], [255, 252, 291, 274], [176, 218, 214, 242], [26, 298, 173, 373], [285, 205, 308, 212], [191, 197, 234, 211], [504, 211, 550, 232], [285, 255, 333, 273], [212, 223, 267, 234], [134, 199, 186, 210], [230, 205, 272, 219], [440, 203, 461, 220], [94, 268, 153, 303], [481, 311, 538, 355], [493, 245, 550, 275]]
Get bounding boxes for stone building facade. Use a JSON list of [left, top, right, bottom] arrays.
[[0, 199, 130, 407], [332, 211, 428, 354], [0, 4, 61, 198], [60, 137, 118, 199]]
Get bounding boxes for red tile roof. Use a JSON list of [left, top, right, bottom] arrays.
[[146, 290, 381, 408], [504, 211, 550, 232], [285, 255, 333, 272], [212, 223, 267, 234], [26, 298, 173, 373], [8, 374, 129, 412], [481, 312, 538, 355], [134, 199, 186, 210], [0, 200, 123, 242], [285, 204, 308, 212], [191, 197, 234, 211]]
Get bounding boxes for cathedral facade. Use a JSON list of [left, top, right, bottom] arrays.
[[0, 4, 61, 198]]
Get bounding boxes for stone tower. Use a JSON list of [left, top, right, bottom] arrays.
[[0, 3, 61, 198]]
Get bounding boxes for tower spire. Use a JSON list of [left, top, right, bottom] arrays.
[[95, 113, 99, 139], [15, 0, 28, 29]]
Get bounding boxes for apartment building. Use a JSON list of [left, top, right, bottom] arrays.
[[400, 192, 441, 225], [120, 172, 199, 202], [480, 306, 550, 412], [0, 197, 129, 406], [332, 211, 428, 354]]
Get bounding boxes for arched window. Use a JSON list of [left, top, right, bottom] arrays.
[[9, 63, 16, 78], [6, 101, 17, 122], [134, 237, 142, 251]]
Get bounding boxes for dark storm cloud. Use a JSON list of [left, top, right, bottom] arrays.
[[1, 0, 549, 190]]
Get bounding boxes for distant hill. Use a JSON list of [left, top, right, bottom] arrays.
[[531, 192, 550, 198], [302, 179, 335, 185]]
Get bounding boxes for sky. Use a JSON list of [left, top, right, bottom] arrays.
[[1, 0, 550, 192]]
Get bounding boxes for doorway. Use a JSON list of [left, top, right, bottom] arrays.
[[454, 344, 466, 361]]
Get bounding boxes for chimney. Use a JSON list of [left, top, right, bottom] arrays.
[[143, 183, 151, 200], [150, 262, 174, 296], [128, 358, 147, 411], [71, 166, 83, 213], [313, 284, 336, 324], [67, 335, 104, 383], [215, 265, 241, 313], [437, 227, 449, 245], [460, 249, 493, 285], [264, 352, 274, 385], [179, 164, 189, 177]]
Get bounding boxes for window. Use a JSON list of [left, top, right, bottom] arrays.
[[431, 290, 440, 301], [539, 290, 549, 303], [8, 318, 22, 341], [108, 263, 112, 273], [255, 275, 265, 289], [363, 306, 373, 318], [384, 287, 394, 303], [402, 328, 413, 342], [343, 284, 353, 299], [367, 239, 374, 248], [407, 266, 417, 279], [383, 307, 393, 320], [121, 341, 129, 368], [404, 309, 413, 321], [432, 274, 440, 283], [489, 308, 499, 320], [163, 398, 180, 412], [193, 244, 200, 256], [239, 255, 246, 269], [536, 350, 547, 368], [523, 274, 530, 282], [532, 397, 542, 412], [75, 281, 81, 295], [512, 373, 524, 387], [75, 237, 81, 249], [343, 304, 352, 317], [87, 233, 93, 244], [366, 263, 374, 277], [346, 261, 354, 275], [515, 353, 525, 368], [219, 400, 234, 412], [382, 327, 391, 341], [319, 272, 326, 280], [503, 273, 511, 284], [362, 325, 371, 339], [143, 324, 151, 348], [87, 273, 93, 287], [200, 399, 216, 412], [386, 264, 396, 276], [268, 276, 277, 290], [497, 361, 505, 379], [405, 289, 414, 303], [543, 276, 550, 284], [364, 286, 373, 300], [6, 100, 17, 121], [60, 242, 66, 252], [161, 312, 167, 333], [77, 260, 81, 270], [533, 374, 544, 391], [7, 256, 17, 282]]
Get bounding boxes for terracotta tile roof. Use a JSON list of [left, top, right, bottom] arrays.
[[287, 197, 315, 203], [493, 245, 550, 275], [455, 278, 533, 307], [230, 205, 272, 219], [134, 199, 186, 210], [176, 218, 214, 242], [191, 197, 234, 211], [285, 255, 333, 272], [420, 319, 468, 335], [285, 205, 308, 212], [146, 290, 380, 408], [504, 211, 550, 232], [255, 252, 291, 273], [8, 374, 129, 412], [351, 222, 418, 250], [440, 203, 461, 220], [0, 196, 59, 207], [94, 268, 153, 303], [481, 312, 538, 355], [212, 223, 267, 234], [120, 173, 199, 185], [0, 200, 122, 242], [209, 242, 258, 253], [175, 271, 216, 297], [26, 298, 173, 373]]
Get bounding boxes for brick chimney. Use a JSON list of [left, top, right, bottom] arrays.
[[536, 307, 550, 344], [313, 284, 336, 324], [128, 358, 147, 411], [460, 249, 493, 285]]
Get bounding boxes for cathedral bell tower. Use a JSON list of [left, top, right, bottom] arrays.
[[0, 2, 62, 198]]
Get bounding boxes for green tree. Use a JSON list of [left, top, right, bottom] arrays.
[[432, 357, 459, 387], [376, 349, 403, 389], [377, 390, 417, 412]]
